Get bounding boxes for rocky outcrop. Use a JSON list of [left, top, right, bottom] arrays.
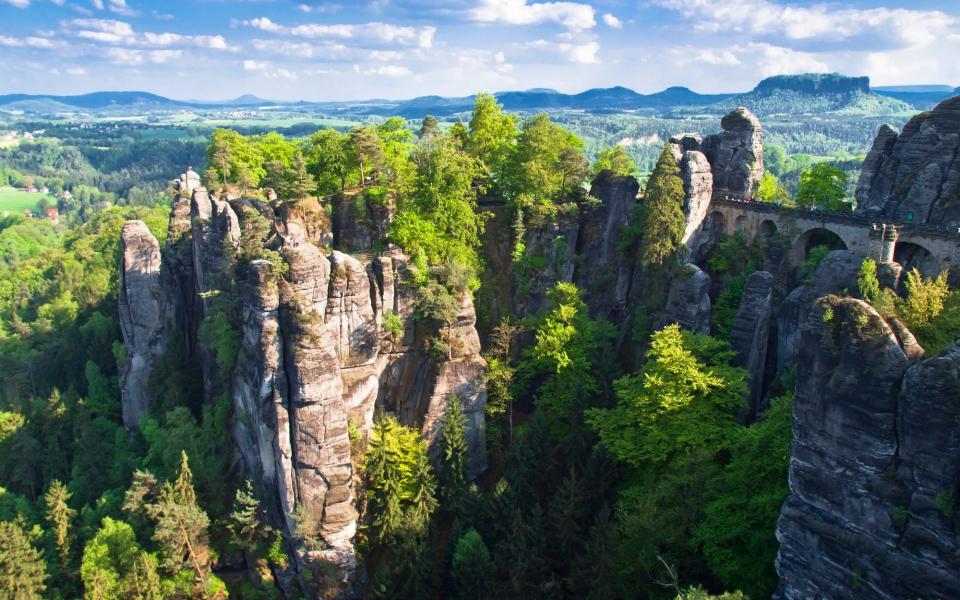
[[578, 172, 639, 320], [118, 220, 166, 428], [679, 150, 714, 257], [655, 264, 711, 335], [776, 250, 863, 371], [118, 170, 489, 597], [729, 271, 773, 421], [775, 296, 960, 599], [701, 107, 764, 200], [855, 95, 960, 225], [330, 192, 392, 253]]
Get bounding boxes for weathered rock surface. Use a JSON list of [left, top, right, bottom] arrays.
[[579, 172, 639, 320], [729, 271, 773, 421], [856, 95, 960, 225], [118, 171, 489, 597], [680, 150, 715, 255], [118, 220, 166, 428], [775, 296, 960, 599], [655, 264, 711, 335], [776, 250, 863, 371], [701, 107, 764, 200]]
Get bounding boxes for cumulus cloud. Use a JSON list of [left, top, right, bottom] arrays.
[[353, 64, 412, 77], [653, 0, 957, 52], [469, 0, 595, 31], [244, 17, 435, 48], [244, 59, 298, 80], [67, 18, 234, 50], [108, 0, 136, 16], [518, 37, 599, 64], [104, 47, 182, 64], [3, 0, 30, 8], [0, 35, 60, 48], [602, 13, 622, 29]]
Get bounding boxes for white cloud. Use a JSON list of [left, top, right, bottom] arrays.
[[654, 0, 956, 51], [143, 32, 229, 50], [66, 66, 87, 75], [244, 17, 434, 49], [104, 47, 181, 64], [518, 37, 599, 64], [353, 64, 411, 77], [3, 0, 30, 8], [91, 0, 103, 8], [244, 59, 299, 80], [469, 0, 595, 31], [695, 49, 739, 66], [71, 18, 136, 43], [67, 18, 233, 50], [108, 0, 137, 17], [602, 13, 621, 29], [0, 35, 60, 48]]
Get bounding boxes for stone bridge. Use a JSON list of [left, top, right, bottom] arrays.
[[706, 198, 960, 276]]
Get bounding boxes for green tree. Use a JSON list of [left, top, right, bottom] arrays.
[[857, 258, 880, 304], [506, 113, 587, 205], [467, 93, 518, 187], [439, 396, 469, 515], [764, 145, 787, 177], [640, 144, 686, 267], [451, 528, 493, 600], [588, 325, 745, 471], [520, 282, 614, 437], [306, 129, 354, 194], [755, 171, 788, 203], [796, 163, 847, 209], [288, 149, 315, 201], [349, 125, 384, 189], [419, 115, 440, 139], [593, 145, 638, 177], [0, 519, 47, 599], [206, 128, 265, 188], [43, 479, 75, 567], [80, 517, 142, 599], [696, 394, 793, 599]]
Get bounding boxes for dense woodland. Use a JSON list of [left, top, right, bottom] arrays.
[[0, 94, 957, 599]]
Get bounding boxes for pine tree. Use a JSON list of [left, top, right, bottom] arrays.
[[451, 528, 493, 600], [229, 480, 263, 545], [408, 451, 438, 534], [640, 144, 686, 267], [858, 258, 880, 303], [546, 470, 584, 573], [127, 551, 162, 600], [419, 115, 440, 139], [439, 395, 469, 515], [43, 479, 75, 567], [349, 125, 384, 189], [0, 520, 47, 599], [147, 451, 211, 581], [289, 149, 315, 201]]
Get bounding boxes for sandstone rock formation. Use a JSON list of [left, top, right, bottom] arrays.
[[679, 150, 714, 254], [701, 107, 764, 200], [729, 270, 773, 421], [118, 220, 167, 428], [856, 94, 960, 225], [776, 250, 863, 371], [655, 263, 711, 335], [118, 170, 488, 597], [775, 296, 960, 599]]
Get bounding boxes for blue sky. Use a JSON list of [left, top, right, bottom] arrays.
[[1, 0, 958, 101]]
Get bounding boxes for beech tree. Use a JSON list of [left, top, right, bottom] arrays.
[[306, 129, 354, 193], [593, 145, 638, 177]]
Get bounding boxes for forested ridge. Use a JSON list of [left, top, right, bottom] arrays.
[[0, 93, 957, 600]]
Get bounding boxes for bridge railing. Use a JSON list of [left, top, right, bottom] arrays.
[[713, 196, 960, 241]]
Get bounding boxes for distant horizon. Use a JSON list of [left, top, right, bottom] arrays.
[[1, 0, 959, 101]]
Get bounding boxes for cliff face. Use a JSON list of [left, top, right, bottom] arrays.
[[856, 94, 960, 225], [775, 296, 960, 599], [118, 172, 487, 596]]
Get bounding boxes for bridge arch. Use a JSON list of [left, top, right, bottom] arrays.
[[734, 214, 749, 233], [894, 240, 941, 277], [759, 219, 778, 238], [791, 227, 848, 264]]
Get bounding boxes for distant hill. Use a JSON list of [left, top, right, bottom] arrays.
[[726, 73, 912, 116], [874, 85, 955, 93], [0, 91, 185, 111]]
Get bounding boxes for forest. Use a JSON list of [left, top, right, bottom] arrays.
[[0, 93, 956, 600]]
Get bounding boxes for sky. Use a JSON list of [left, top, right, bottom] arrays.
[[1, 0, 959, 101]]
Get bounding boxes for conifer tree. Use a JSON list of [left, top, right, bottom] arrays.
[[439, 395, 469, 515], [289, 149, 315, 201], [229, 480, 263, 545], [419, 115, 440, 139], [43, 479, 75, 567], [146, 451, 211, 581], [451, 528, 493, 600], [0, 520, 47, 599], [408, 451, 438, 534], [640, 144, 686, 267]]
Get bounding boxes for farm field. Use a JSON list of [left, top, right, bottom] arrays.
[[0, 186, 46, 213]]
